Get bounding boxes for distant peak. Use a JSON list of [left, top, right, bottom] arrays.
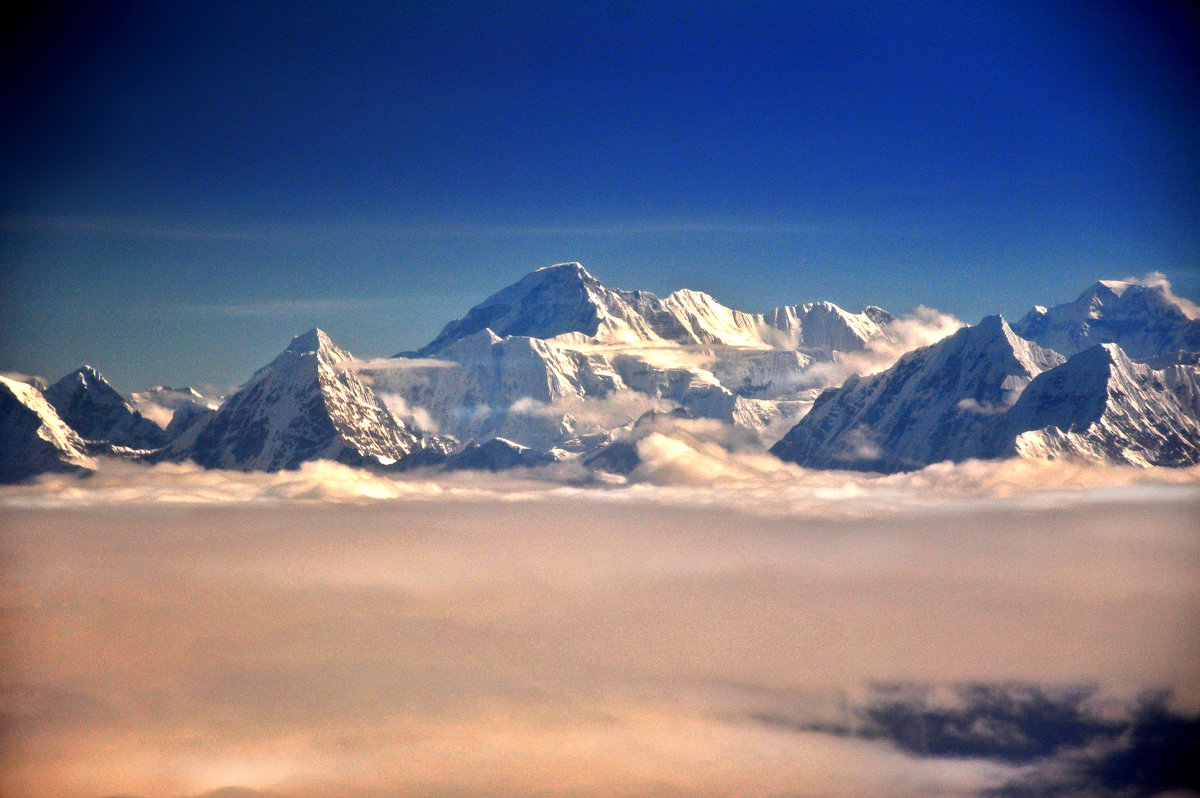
[[53, 364, 117, 393], [286, 327, 332, 354]]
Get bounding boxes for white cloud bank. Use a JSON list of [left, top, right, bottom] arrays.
[[793, 305, 965, 390], [1, 455, 1198, 798]]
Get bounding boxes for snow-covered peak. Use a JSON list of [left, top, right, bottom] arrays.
[[53, 364, 120, 396], [411, 263, 620, 355], [411, 262, 899, 356], [769, 315, 1063, 471], [664, 287, 719, 305], [660, 288, 767, 348], [0, 375, 94, 481], [531, 261, 596, 281], [130, 385, 221, 432], [1005, 342, 1200, 466], [54, 365, 119, 398], [180, 329, 421, 471], [1095, 279, 1131, 297], [286, 327, 344, 358], [156, 385, 203, 399], [1013, 277, 1200, 358], [929, 315, 1064, 390], [138, 385, 214, 406], [44, 364, 166, 449], [71, 364, 105, 383]]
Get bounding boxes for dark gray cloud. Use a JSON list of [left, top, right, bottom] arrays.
[[754, 682, 1200, 797]]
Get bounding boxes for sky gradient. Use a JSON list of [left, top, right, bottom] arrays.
[[2, 0, 1198, 391]]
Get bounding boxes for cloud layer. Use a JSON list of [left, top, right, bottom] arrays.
[[1, 455, 1198, 797]]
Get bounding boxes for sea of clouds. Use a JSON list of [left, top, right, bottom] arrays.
[[1, 449, 1198, 797]]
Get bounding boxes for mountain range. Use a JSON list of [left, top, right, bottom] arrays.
[[2, 264, 1198, 482]]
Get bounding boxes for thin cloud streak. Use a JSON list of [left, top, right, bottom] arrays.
[[0, 213, 265, 242], [1, 212, 918, 245], [180, 296, 416, 319]]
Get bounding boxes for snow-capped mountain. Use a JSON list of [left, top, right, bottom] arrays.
[[130, 385, 221, 439], [1004, 344, 1200, 466], [5, 264, 1198, 479], [0, 376, 95, 482], [411, 262, 895, 356], [373, 328, 812, 449], [770, 316, 1065, 471], [1012, 278, 1200, 359], [371, 263, 900, 448], [43, 366, 168, 450], [176, 329, 425, 471]]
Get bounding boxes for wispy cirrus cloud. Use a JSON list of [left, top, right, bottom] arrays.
[[1, 212, 916, 245], [179, 296, 413, 319], [0, 213, 266, 242]]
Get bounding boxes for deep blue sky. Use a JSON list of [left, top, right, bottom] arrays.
[[2, 0, 1197, 391]]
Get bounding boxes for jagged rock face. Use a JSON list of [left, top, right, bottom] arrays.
[[1005, 344, 1200, 466], [0, 376, 94, 482], [1012, 280, 1200, 359], [770, 316, 1065, 472], [183, 329, 420, 471], [44, 366, 166, 449]]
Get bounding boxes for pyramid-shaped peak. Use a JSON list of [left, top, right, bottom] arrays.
[[927, 314, 1063, 377], [49, 365, 122, 398], [286, 327, 334, 354], [68, 364, 108, 385], [410, 263, 620, 356]]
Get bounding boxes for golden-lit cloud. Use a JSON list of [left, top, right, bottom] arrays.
[[1, 455, 1198, 797]]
